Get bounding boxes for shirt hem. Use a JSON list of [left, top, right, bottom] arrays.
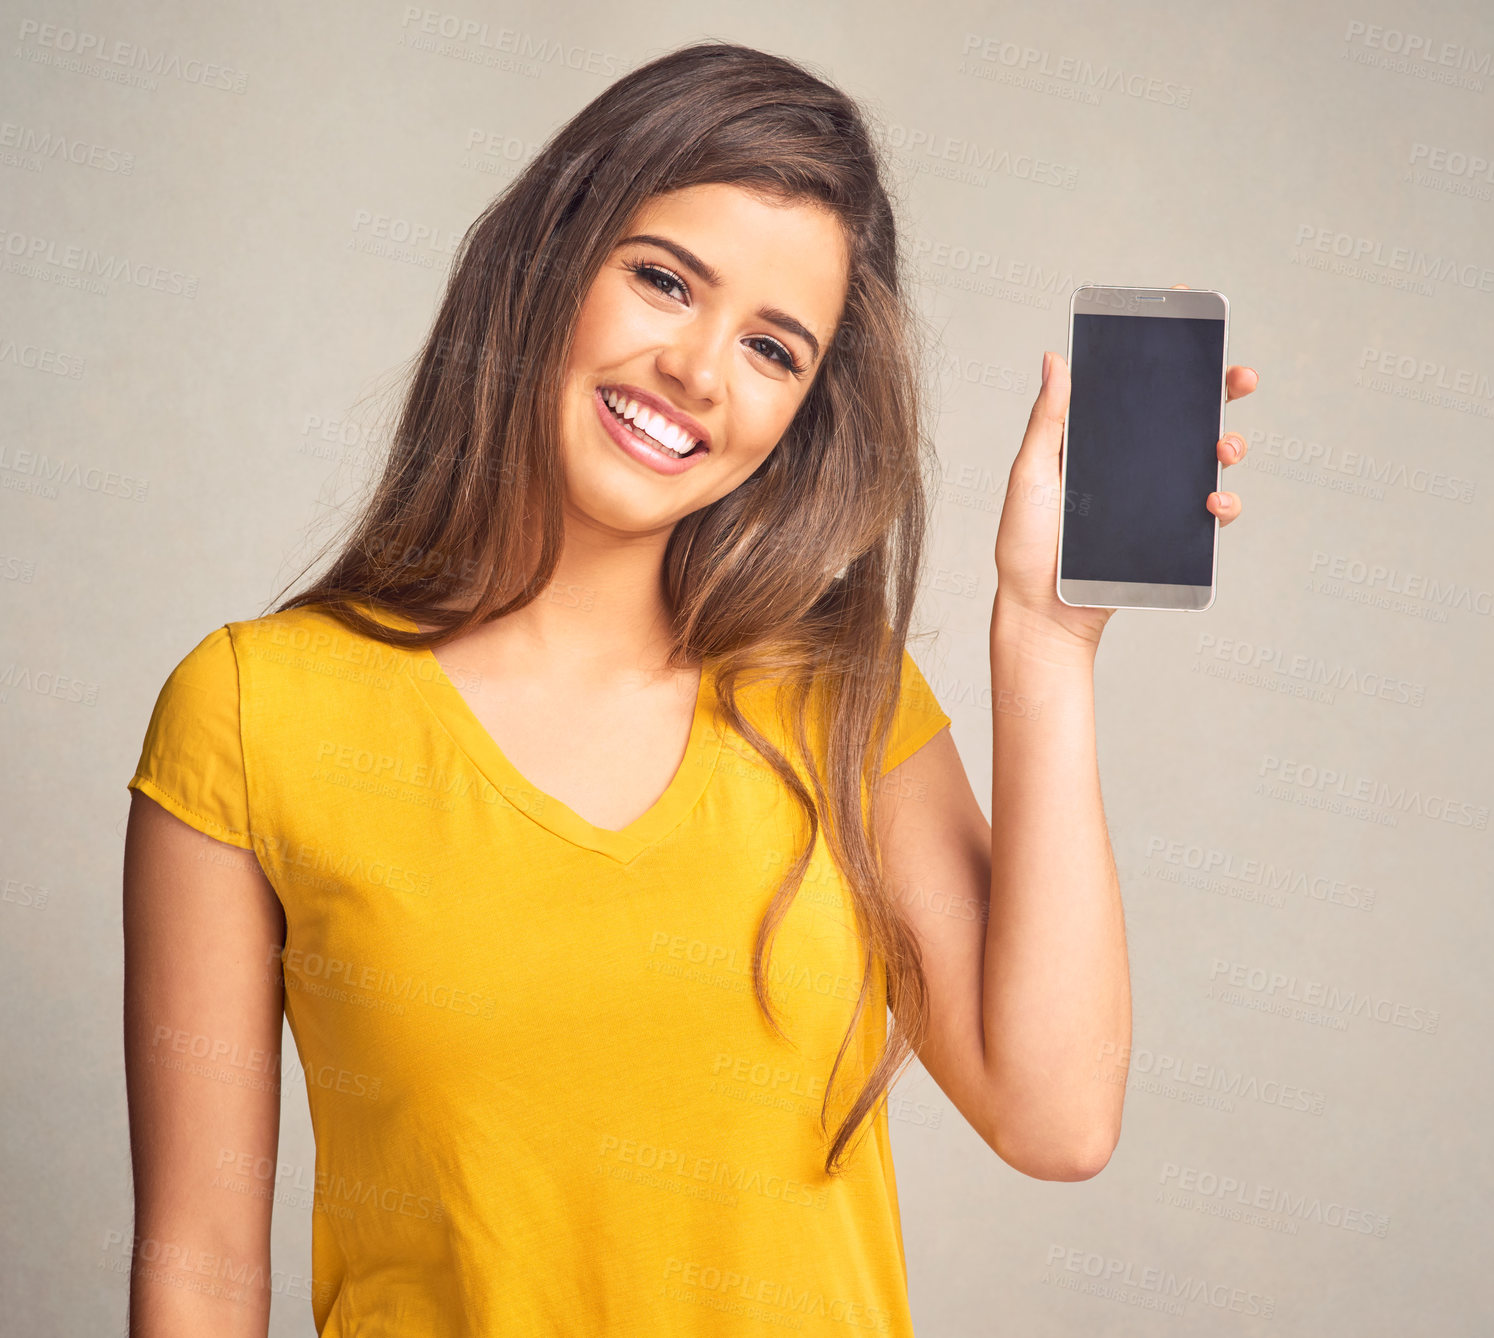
[[126, 773, 255, 851]]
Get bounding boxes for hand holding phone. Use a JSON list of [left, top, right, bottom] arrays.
[[1056, 285, 1231, 612]]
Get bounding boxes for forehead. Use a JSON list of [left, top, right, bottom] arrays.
[[623, 183, 850, 337]]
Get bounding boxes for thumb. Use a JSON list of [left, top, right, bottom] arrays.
[[1018, 350, 1070, 464]]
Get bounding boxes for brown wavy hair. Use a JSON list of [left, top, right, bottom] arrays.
[[272, 39, 939, 1176]]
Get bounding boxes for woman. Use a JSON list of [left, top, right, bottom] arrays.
[[122, 39, 1251, 1337]]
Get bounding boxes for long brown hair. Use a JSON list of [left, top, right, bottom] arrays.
[[272, 39, 939, 1176]]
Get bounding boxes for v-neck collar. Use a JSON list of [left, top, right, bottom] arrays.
[[354, 599, 722, 865]]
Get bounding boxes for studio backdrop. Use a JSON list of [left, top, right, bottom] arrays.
[[2, 1, 1489, 1334]]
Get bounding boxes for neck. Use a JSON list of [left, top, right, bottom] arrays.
[[435, 514, 689, 681]]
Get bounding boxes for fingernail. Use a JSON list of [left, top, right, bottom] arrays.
[[1215, 492, 1229, 509], [1041, 351, 1050, 387]]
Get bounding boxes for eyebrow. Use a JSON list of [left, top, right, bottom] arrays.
[[614, 232, 822, 364]]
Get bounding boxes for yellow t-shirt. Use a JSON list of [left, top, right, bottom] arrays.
[[126, 599, 951, 1336]]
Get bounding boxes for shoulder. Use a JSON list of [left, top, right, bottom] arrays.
[[161, 621, 238, 690], [225, 601, 420, 711], [130, 623, 251, 847], [128, 603, 412, 849], [130, 626, 244, 793], [226, 600, 403, 670], [143, 607, 344, 727], [879, 641, 951, 775], [226, 601, 368, 653], [889, 641, 946, 719], [152, 602, 401, 713]]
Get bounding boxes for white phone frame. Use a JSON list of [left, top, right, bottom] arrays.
[[1054, 283, 1229, 612]]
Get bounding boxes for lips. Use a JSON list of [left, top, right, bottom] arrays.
[[599, 391, 702, 459], [592, 386, 710, 475], [598, 383, 711, 454]]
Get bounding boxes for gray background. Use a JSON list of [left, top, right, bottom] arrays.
[[3, 0, 1490, 1333]]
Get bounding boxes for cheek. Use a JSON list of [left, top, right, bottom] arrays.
[[570, 283, 657, 368], [733, 383, 801, 459]]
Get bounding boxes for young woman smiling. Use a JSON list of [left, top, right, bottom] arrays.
[[122, 39, 1252, 1338]]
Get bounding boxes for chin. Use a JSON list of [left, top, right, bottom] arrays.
[[559, 451, 684, 530]]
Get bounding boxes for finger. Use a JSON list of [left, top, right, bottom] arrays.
[[1017, 350, 1070, 466], [1226, 365, 1259, 401], [1218, 433, 1247, 467], [1209, 491, 1241, 525]]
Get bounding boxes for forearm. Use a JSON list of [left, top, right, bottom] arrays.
[[981, 594, 1131, 1179], [126, 1214, 272, 1336]]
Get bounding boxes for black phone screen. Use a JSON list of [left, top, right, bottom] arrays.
[[1060, 312, 1225, 588]]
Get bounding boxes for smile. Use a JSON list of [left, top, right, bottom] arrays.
[[597, 386, 707, 459]]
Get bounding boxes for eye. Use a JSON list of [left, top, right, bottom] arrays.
[[747, 335, 805, 375], [621, 255, 808, 378], [624, 258, 688, 303]]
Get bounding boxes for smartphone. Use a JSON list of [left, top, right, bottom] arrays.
[[1055, 284, 1230, 611]]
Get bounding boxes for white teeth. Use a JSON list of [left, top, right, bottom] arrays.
[[652, 414, 690, 453], [601, 389, 698, 458]]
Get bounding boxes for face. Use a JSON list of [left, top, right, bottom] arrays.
[[559, 182, 851, 536]]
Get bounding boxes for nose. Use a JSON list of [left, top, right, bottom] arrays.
[[654, 315, 727, 407]]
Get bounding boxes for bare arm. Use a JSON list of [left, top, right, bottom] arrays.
[[876, 328, 1254, 1179], [873, 605, 1130, 1182], [979, 597, 1129, 1176], [122, 791, 286, 1335]]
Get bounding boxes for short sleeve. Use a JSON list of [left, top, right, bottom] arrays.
[[126, 625, 254, 849], [879, 646, 952, 775]]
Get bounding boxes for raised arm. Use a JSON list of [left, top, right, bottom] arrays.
[[872, 602, 1131, 1183], [122, 792, 285, 1336], [874, 324, 1255, 1180]]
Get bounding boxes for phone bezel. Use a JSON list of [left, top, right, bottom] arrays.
[[1054, 283, 1230, 612]]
